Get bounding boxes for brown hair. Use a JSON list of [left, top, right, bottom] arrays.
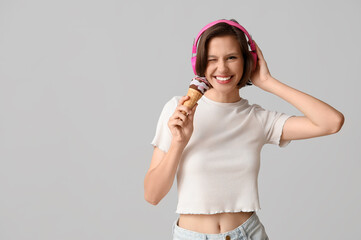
[[195, 19, 254, 89]]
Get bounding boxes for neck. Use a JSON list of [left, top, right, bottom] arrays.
[[204, 89, 241, 103]]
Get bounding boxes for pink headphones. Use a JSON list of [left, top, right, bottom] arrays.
[[191, 19, 258, 76]]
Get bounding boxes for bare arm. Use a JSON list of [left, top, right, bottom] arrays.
[[265, 77, 344, 140], [250, 41, 344, 140], [144, 96, 198, 205], [144, 143, 184, 205]]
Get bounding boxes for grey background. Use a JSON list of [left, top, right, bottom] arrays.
[[0, 0, 360, 239]]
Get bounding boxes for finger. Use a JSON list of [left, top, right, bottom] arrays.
[[188, 103, 198, 121], [175, 118, 184, 127], [174, 111, 187, 122], [169, 118, 184, 128], [254, 41, 264, 59], [177, 105, 192, 116], [178, 95, 190, 106], [254, 41, 260, 53]]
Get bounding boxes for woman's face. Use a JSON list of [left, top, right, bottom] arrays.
[[204, 35, 244, 97]]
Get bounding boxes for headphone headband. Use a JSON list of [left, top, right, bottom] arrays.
[[192, 20, 256, 55]]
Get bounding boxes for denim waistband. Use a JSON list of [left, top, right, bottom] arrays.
[[172, 212, 259, 240]]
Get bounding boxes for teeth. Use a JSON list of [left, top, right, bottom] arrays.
[[215, 76, 231, 81]]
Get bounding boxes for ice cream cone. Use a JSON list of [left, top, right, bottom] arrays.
[[180, 76, 211, 115], [184, 88, 202, 109]]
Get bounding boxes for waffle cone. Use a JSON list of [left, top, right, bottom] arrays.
[[183, 88, 203, 109]]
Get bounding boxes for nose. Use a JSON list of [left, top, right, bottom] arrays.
[[216, 59, 228, 72]]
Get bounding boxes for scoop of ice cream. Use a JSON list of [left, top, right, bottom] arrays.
[[189, 76, 211, 95]]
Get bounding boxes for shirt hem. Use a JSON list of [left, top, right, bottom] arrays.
[[175, 208, 261, 215]]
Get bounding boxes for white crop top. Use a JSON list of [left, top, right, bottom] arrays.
[[151, 95, 294, 214]]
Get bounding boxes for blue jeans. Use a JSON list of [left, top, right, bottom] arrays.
[[172, 212, 269, 240]]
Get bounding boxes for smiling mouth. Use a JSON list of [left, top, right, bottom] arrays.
[[214, 76, 232, 81], [214, 76, 233, 84]]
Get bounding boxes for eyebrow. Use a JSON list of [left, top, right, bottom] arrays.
[[208, 53, 240, 58]]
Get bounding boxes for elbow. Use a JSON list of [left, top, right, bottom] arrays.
[[328, 113, 345, 134], [144, 178, 160, 206], [144, 193, 159, 206], [143, 170, 168, 206]]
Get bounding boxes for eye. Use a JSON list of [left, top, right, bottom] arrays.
[[208, 59, 216, 62], [228, 56, 237, 60]]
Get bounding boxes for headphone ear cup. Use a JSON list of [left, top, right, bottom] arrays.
[[191, 56, 197, 75], [245, 51, 258, 86], [250, 51, 258, 71]]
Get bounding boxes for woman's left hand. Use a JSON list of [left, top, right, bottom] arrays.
[[250, 41, 273, 90]]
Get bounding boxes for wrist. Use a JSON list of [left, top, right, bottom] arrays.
[[170, 139, 187, 151], [260, 75, 278, 92]]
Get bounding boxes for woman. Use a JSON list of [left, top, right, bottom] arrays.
[[144, 19, 344, 240]]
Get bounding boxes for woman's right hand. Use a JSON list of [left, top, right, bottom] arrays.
[[168, 96, 198, 147]]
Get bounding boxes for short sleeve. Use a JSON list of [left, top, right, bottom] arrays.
[[253, 104, 294, 148], [150, 97, 178, 153]]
